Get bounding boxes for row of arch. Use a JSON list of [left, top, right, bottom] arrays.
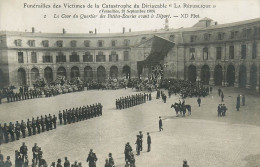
[[187, 64, 258, 88], [17, 65, 131, 85]]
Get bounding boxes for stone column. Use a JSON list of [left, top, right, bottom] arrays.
[[92, 66, 97, 82], [234, 68, 239, 87], [209, 70, 214, 85], [222, 69, 227, 87], [246, 71, 251, 89]]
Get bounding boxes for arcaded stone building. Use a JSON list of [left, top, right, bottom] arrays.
[[0, 18, 259, 91]]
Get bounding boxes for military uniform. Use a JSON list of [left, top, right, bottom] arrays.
[[63, 111, 67, 125], [15, 121, 21, 140], [147, 133, 151, 152], [3, 124, 9, 143], [21, 121, 26, 138], [64, 157, 70, 167], [36, 117, 41, 134], [9, 123, 15, 141], [20, 143, 28, 160], [32, 118, 36, 135], [32, 144, 39, 164], [0, 124, 3, 145], [59, 111, 63, 125], [52, 115, 57, 129], [27, 119, 32, 136], [40, 116, 45, 132], [86, 150, 98, 167]]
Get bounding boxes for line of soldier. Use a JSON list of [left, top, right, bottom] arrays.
[[58, 103, 103, 125], [0, 114, 58, 144], [217, 104, 228, 117], [115, 93, 151, 110], [0, 103, 102, 145], [5, 86, 41, 102]]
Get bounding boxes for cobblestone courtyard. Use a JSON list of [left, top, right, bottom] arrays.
[[0, 87, 260, 167]]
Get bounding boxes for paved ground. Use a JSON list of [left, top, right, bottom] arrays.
[[0, 87, 260, 167]]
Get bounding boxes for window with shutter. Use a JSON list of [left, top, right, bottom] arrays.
[[203, 48, 208, 60], [124, 51, 129, 61], [229, 46, 234, 59], [18, 52, 24, 63], [241, 44, 246, 59], [216, 47, 222, 60], [28, 40, 35, 47], [31, 52, 37, 63], [15, 39, 22, 47], [190, 48, 195, 60]]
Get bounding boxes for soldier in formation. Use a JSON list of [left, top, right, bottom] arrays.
[[0, 103, 102, 145], [5, 87, 42, 103], [116, 93, 150, 110], [59, 103, 103, 125]]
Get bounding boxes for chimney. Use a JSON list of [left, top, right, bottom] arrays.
[[123, 27, 125, 34], [95, 28, 97, 34], [62, 28, 66, 34], [215, 22, 218, 25], [32, 27, 35, 33], [129, 28, 131, 32]]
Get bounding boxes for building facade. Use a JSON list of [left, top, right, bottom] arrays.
[[0, 18, 259, 91]]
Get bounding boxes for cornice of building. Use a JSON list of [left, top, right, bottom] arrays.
[[0, 18, 259, 38]]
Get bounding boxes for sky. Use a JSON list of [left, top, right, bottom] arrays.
[[0, 0, 259, 33]]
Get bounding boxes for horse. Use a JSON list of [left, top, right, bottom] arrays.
[[185, 105, 192, 115], [171, 103, 180, 116]]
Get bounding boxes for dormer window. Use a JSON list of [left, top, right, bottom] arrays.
[[42, 40, 49, 47], [70, 40, 77, 47], [98, 40, 104, 47], [124, 39, 130, 46], [111, 40, 116, 47], [84, 40, 90, 47], [56, 40, 63, 47], [190, 35, 197, 42], [15, 39, 22, 47], [217, 32, 224, 40], [204, 33, 211, 41], [28, 40, 35, 47]]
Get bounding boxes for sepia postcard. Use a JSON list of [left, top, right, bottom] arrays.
[[0, 0, 260, 167]]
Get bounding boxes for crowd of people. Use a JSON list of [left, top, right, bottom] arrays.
[[115, 93, 151, 110], [0, 103, 102, 145], [0, 76, 86, 105], [162, 79, 210, 99]]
